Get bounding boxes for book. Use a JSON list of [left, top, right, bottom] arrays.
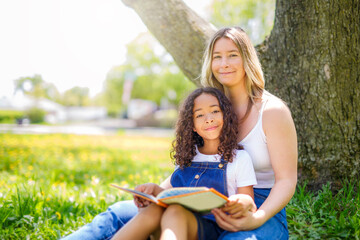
[[110, 184, 228, 213]]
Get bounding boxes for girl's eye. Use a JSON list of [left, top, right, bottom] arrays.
[[213, 55, 221, 59], [213, 110, 220, 114], [196, 114, 203, 118], [230, 54, 238, 57]]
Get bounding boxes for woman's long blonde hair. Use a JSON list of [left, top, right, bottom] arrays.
[[200, 27, 265, 105]]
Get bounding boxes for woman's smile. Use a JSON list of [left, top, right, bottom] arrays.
[[219, 71, 235, 76]]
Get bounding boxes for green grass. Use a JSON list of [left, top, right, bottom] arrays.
[[0, 133, 173, 239], [0, 133, 359, 239], [288, 181, 360, 239]]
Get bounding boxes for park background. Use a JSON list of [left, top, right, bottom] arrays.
[[0, 0, 359, 239]]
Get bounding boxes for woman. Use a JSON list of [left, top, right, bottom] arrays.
[[62, 27, 297, 240], [201, 27, 297, 239]]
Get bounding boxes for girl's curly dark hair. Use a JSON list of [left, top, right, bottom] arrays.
[[170, 87, 241, 168]]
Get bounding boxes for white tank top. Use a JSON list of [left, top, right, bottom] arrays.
[[239, 100, 274, 188]]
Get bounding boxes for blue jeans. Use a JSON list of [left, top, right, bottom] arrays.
[[218, 188, 288, 240], [61, 200, 137, 240]]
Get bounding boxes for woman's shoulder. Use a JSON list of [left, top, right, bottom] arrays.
[[262, 91, 292, 120], [261, 91, 295, 133]]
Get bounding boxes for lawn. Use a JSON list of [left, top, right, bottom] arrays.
[[0, 133, 359, 239]]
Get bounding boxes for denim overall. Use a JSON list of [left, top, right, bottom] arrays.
[[171, 158, 229, 239]]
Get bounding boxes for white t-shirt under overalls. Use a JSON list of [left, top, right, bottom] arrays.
[[192, 147, 257, 196]]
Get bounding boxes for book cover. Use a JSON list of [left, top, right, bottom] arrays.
[[110, 184, 228, 212]]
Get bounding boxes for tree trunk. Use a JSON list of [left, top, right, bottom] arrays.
[[122, 0, 360, 189], [259, 0, 360, 189]]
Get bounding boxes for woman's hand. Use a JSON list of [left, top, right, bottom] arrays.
[[212, 207, 265, 231], [221, 194, 256, 218], [133, 183, 164, 208], [211, 194, 261, 232]]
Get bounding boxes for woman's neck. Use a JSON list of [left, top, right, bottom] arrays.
[[227, 84, 249, 108]]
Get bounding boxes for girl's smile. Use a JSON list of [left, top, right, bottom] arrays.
[[204, 125, 220, 132]]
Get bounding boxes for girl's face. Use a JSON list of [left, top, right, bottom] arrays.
[[193, 93, 224, 142], [211, 37, 246, 88]]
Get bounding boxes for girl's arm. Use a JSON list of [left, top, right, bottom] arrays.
[[159, 175, 172, 189], [213, 100, 298, 231], [133, 183, 165, 208], [135, 176, 173, 208]]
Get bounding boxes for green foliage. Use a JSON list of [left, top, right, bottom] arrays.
[[103, 32, 195, 116], [14, 74, 61, 101], [103, 65, 130, 116], [287, 181, 360, 239], [60, 87, 90, 107], [131, 68, 195, 106], [12, 75, 97, 108], [0, 110, 25, 124], [210, 0, 276, 44], [25, 108, 45, 123]]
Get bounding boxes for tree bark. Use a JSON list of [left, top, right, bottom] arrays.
[[122, 0, 360, 189], [260, 0, 360, 188]]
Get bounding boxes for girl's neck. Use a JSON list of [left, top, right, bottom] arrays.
[[198, 140, 219, 155]]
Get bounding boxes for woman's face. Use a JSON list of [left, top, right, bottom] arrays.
[[211, 37, 246, 88]]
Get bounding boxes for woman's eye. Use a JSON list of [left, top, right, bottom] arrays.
[[196, 114, 203, 118], [213, 55, 221, 59], [213, 110, 220, 114], [230, 54, 238, 57]]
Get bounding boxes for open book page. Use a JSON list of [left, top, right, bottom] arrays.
[[111, 184, 228, 212], [158, 187, 228, 212], [110, 184, 167, 207], [157, 187, 209, 198]]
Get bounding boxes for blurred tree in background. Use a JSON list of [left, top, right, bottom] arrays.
[[60, 86, 90, 107], [13, 75, 92, 107], [14, 74, 60, 101], [103, 32, 195, 116], [210, 0, 275, 44]]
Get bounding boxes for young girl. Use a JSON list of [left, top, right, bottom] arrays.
[[111, 87, 257, 240]]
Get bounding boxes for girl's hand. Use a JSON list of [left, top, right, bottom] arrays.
[[211, 208, 265, 232], [133, 183, 164, 208], [221, 194, 257, 218]]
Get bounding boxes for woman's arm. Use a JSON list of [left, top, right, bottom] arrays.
[[213, 99, 298, 231], [258, 99, 298, 224]]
